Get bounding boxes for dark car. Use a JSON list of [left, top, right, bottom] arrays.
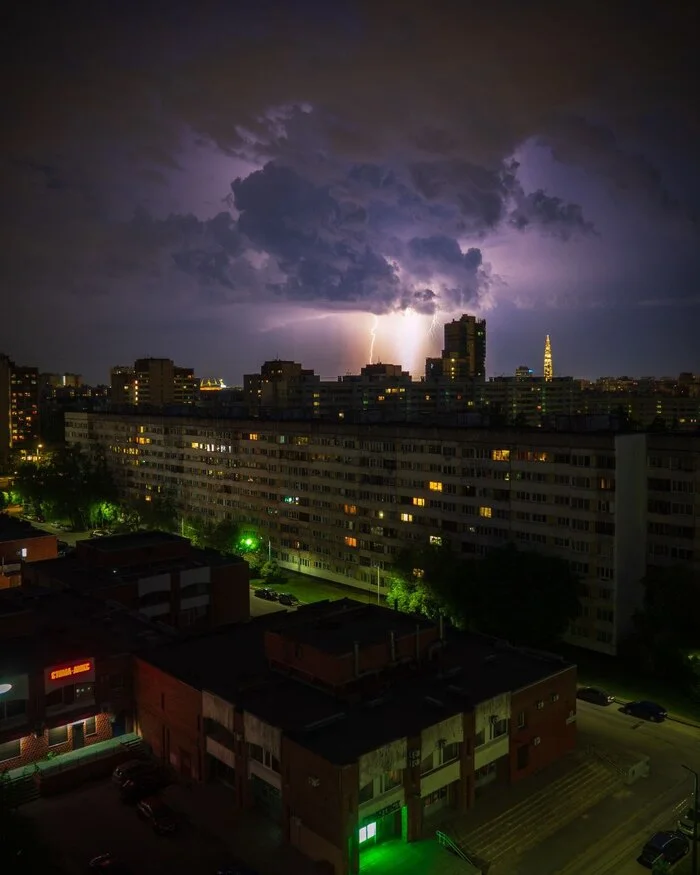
[[638, 830, 689, 868], [576, 687, 615, 706], [88, 853, 132, 872], [136, 796, 178, 835], [621, 700, 668, 722], [277, 593, 299, 607], [253, 588, 277, 601], [120, 772, 168, 803], [112, 758, 158, 787]]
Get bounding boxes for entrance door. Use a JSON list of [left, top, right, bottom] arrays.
[[71, 722, 85, 750]]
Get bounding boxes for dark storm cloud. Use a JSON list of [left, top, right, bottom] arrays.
[[0, 0, 697, 322]]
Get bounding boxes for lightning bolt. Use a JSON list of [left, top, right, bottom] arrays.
[[369, 314, 379, 364], [429, 311, 440, 337]]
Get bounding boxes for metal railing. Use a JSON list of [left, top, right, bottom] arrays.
[[436, 830, 483, 872]]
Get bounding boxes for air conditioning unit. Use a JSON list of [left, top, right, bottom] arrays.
[[234, 732, 243, 742], [489, 715, 498, 724], [308, 776, 320, 788], [536, 700, 545, 710], [533, 736, 541, 746], [408, 749, 421, 767]]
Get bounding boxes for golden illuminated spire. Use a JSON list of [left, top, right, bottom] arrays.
[[544, 335, 553, 382]]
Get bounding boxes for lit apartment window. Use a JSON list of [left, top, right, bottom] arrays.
[[492, 449, 510, 462], [248, 433, 259, 441], [412, 497, 426, 507], [344, 536, 358, 548], [429, 535, 442, 546], [344, 504, 358, 515], [400, 513, 413, 523], [429, 481, 443, 492], [479, 506, 492, 518], [413, 568, 425, 579]]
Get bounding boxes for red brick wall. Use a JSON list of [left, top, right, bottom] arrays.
[[134, 657, 203, 780], [509, 665, 577, 782], [209, 560, 250, 625], [0, 713, 113, 772], [0, 535, 58, 589], [282, 736, 353, 850]]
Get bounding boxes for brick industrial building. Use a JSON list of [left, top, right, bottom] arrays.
[[66, 411, 700, 655], [133, 598, 576, 875], [24, 530, 251, 630], [1, 515, 58, 589], [0, 585, 173, 772]]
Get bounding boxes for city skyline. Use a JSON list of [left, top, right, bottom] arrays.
[[2, 2, 699, 384]]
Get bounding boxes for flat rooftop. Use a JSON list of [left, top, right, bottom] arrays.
[[29, 545, 244, 591], [79, 530, 187, 553], [0, 585, 176, 674], [277, 599, 435, 654], [139, 601, 574, 764], [0, 515, 55, 544]]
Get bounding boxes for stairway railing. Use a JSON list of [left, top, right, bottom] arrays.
[[436, 830, 483, 871]]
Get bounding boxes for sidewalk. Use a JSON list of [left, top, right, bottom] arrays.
[[163, 781, 322, 875]]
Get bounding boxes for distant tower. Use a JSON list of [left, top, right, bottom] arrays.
[[543, 335, 553, 382]]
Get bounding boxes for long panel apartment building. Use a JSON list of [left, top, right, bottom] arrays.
[[65, 411, 700, 656]]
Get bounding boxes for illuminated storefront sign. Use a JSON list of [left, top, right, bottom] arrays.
[[49, 661, 93, 681], [44, 659, 95, 690]]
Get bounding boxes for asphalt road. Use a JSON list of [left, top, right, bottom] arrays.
[[520, 701, 700, 875]]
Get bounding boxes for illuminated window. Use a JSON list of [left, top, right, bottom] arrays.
[[248, 433, 259, 441], [429, 481, 443, 492], [429, 535, 442, 546], [345, 536, 358, 548], [492, 449, 510, 462], [479, 506, 492, 518], [413, 568, 425, 579], [344, 504, 357, 515], [400, 513, 413, 523], [359, 822, 377, 844], [412, 497, 425, 507]]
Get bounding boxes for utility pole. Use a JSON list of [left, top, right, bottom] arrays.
[[682, 764, 699, 875]]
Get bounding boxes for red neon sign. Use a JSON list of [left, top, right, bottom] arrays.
[[50, 660, 93, 681]]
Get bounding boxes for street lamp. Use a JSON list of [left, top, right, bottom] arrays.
[[682, 764, 699, 875]]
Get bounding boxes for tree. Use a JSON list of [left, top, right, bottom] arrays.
[[260, 560, 288, 587], [134, 491, 179, 533], [624, 565, 700, 685], [388, 543, 582, 649]]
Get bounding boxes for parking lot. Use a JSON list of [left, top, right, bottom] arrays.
[[24, 779, 235, 875]]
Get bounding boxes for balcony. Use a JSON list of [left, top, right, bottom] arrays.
[[474, 734, 509, 770]]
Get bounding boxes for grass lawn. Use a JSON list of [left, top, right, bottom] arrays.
[[250, 570, 381, 606], [557, 644, 700, 725]]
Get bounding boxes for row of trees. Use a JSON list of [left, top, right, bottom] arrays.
[[387, 542, 583, 649]]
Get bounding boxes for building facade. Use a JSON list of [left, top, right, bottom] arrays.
[[0, 586, 172, 773], [64, 411, 680, 655], [24, 530, 251, 630], [1, 517, 58, 589], [110, 358, 198, 408], [0, 354, 40, 460], [133, 599, 576, 875]]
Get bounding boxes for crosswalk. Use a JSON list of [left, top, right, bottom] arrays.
[[446, 754, 623, 872]]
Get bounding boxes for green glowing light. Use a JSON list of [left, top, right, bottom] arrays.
[[358, 822, 376, 844]]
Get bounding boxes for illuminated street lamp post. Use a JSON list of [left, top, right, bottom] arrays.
[[682, 765, 699, 875]]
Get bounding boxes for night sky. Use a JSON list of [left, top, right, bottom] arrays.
[[2, 0, 699, 383]]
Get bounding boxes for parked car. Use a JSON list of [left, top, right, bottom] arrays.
[[120, 772, 168, 803], [678, 806, 700, 838], [621, 700, 668, 722], [576, 687, 615, 706], [112, 758, 158, 787], [253, 588, 277, 601], [277, 593, 299, 607], [88, 853, 132, 872], [638, 830, 689, 868], [136, 796, 178, 835]]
